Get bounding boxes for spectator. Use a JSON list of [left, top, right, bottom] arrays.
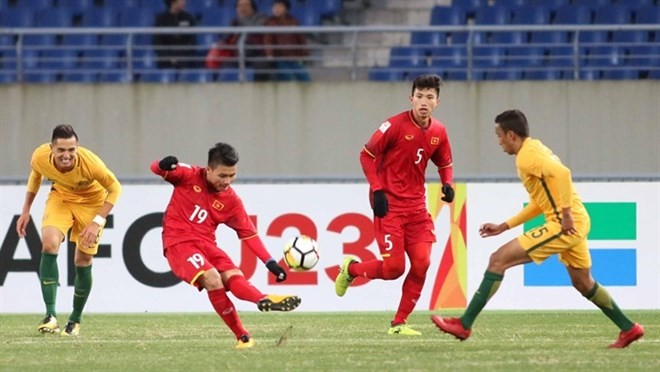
[[264, 0, 310, 81], [226, 0, 271, 81], [153, 0, 197, 69]]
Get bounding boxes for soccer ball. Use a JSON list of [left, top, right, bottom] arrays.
[[283, 235, 320, 271]]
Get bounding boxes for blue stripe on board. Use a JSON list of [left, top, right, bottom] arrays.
[[524, 249, 636, 286]]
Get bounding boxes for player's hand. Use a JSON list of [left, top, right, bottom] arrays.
[[16, 213, 30, 238], [479, 222, 508, 237], [441, 183, 455, 203], [79, 223, 101, 248], [158, 156, 179, 171], [266, 260, 287, 282], [372, 190, 389, 218]]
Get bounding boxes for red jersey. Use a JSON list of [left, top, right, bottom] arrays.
[[151, 161, 272, 263], [361, 110, 453, 212]]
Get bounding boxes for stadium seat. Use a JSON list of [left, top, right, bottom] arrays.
[[40, 49, 78, 70], [218, 68, 255, 82], [582, 45, 623, 80], [626, 45, 660, 77], [13, 0, 53, 10], [430, 6, 465, 25], [82, 8, 119, 27], [474, 6, 511, 25], [316, 0, 342, 19], [24, 72, 57, 83], [593, 5, 632, 24], [451, 0, 488, 18], [132, 48, 157, 70], [368, 67, 403, 82], [291, 5, 321, 26], [512, 5, 549, 25], [534, 0, 569, 13], [486, 69, 523, 80], [507, 46, 544, 68], [546, 46, 579, 79], [410, 32, 447, 55], [554, 5, 592, 24], [99, 71, 133, 83], [493, 0, 526, 9], [388, 47, 427, 79], [430, 46, 467, 80], [81, 49, 119, 70], [178, 69, 215, 83], [2, 8, 34, 28], [186, 0, 222, 17], [571, 0, 611, 10], [119, 7, 155, 27], [34, 8, 74, 27], [61, 71, 98, 82], [104, 0, 141, 9], [491, 31, 525, 44], [58, 0, 95, 15], [0, 72, 17, 84], [62, 34, 98, 47], [199, 7, 234, 27], [140, 69, 177, 83], [525, 68, 562, 80], [624, 0, 654, 7]]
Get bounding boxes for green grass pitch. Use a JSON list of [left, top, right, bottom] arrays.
[[1, 311, 658, 371]]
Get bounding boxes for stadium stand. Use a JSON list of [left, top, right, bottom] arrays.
[[0, 0, 658, 83]]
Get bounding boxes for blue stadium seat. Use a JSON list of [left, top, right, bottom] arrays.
[[120, 7, 155, 27], [291, 5, 321, 26], [530, 30, 568, 45], [13, 0, 53, 10], [81, 49, 119, 70], [178, 69, 215, 83], [34, 8, 74, 27], [486, 69, 523, 80], [507, 46, 544, 68], [546, 46, 578, 79], [534, 0, 569, 13], [430, 6, 465, 25], [554, 5, 591, 24], [218, 68, 255, 82], [58, 0, 95, 15], [62, 34, 98, 47], [317, 0, 342, 19], [186, 0, 222, 16], [24, 72, 58, 83], [473, 46, 506, 68], [474, 6, 511, 25], [388, 47, 427, 78], [99, 71, 132, 83], [571, 0, 611, 10], [430, 46, 467, 80], [22, 34, 57, 46], [411, 32, 447, 54], [626, 45, 660, 76], [512, 5, 549, 24], [199, 7, 234, 27], [140, 69, 177, 83], [582, 45, 623, 80], [40, 49, 78, 70], [2, 8, 34, 27], [451, 0, 488, 18], [104, 0, 141, 9], [132, 48, 156, 70], [0, 72, 17, 84], [493, 0, 526, 8], [61, 72, 98, 82], [368, 68, 403, 82], [82, 8, 119, 27], [491, 31, 525, 44], [594, 5, 632, 24]]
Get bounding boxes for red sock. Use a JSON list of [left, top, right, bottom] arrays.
[[348, 260, 384, 279], [392, 271, 425, 325], [393, 243, 431, 325], [208, 289, 248, 339], [224, 275, 264, 304]]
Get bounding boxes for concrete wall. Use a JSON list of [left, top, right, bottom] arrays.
[[1, 81, 658, 180]]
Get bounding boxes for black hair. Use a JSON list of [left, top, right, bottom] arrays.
[[274, 0, 291, 10], [51, 124, 78, 142], [411, 74, 442, 97], [495, 109, 529, 138], [208, 142, 239, 167]]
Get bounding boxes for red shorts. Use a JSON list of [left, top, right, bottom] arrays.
[[374, 209, 436, 258], [165, 240, 237, 288]]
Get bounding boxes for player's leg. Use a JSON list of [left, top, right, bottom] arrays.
[[61, 248, 93, 336], [564, 254, 644, 348], [335, 214, 405, 296], [198, 270, 254, 348], [37, 194, 73, 334], [210, 248, 301, 312], [432, 236, 531, 340]]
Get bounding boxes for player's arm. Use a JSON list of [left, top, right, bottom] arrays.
[[360, 122, 393, 217], [431, 129, 455, 202], [16, 169, 43, 238], [150, 156, 189, 184], [480, 200, 543, 238], [540, 157, 576, 234], [227, 202, 288, 282]]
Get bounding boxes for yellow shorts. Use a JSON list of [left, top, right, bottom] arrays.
[[42, 189, 105, 255], [517, 217, 592, 269]]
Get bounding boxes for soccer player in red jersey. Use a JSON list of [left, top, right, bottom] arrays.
[[335, 74, 455, 335], [151, 142, 301, 349], [431, 109, 644, 348]]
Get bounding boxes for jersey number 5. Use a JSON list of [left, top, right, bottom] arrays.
[[189, 205, 208, 223], [415, 148, 424, 164]]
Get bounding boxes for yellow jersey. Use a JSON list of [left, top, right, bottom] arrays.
[[26, 143, 121, 205], [506, 138, 588, 228]]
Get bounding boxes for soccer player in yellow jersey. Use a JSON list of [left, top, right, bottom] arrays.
[[431, 110, 644, 348], [16, 124, 122, 336]]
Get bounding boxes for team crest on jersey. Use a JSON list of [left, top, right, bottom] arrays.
[[212, 200, 224, 211], [379, 121, 391, 133], [405, 135, 414, 141], [431, 137, 440, 145], [193, 185, 202, 193]]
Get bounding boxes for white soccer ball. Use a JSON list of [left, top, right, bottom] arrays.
[[283, 235, 320, 272]]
